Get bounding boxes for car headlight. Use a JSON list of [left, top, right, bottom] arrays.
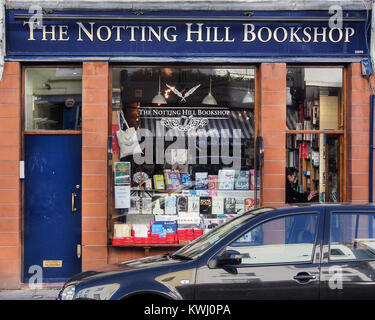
[[75, 283, 120, 300], [60, 285, 76, 300]]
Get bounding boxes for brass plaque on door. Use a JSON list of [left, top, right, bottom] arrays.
[[43, 260, 63, 268]]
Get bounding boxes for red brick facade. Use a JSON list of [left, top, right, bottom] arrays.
[[0, 61, 374, 288], [0, 62, 21, 289]]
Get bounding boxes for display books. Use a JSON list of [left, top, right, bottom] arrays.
[[129, 196, 141, 214], [113, 224, 132, 238], [300, 142, 309, 159], [235, 170, 250, 190], [181, 173, 192, 189], [165, 171, 181, 190], [224, 197, 236, 215], [152, 199, 164, 215], [199, 196, 212, 215], [141, 197, 152, 214], [250, 169, 255, 190], [151, 221, 177, 237], [212, 197, 224, 215], [218, 170, 235, 190], [208, 175, 218, 190], [195, 172, 209, 190], [165, 195, 177, 215], [312, 151, 319, 167], [176, 195, 189, 213], [153, 174, 165, 190], [188, 196, 200, 213], [296, 123, 303, 141], [244, 198, 255, 211], [235, 198, 245, 214]]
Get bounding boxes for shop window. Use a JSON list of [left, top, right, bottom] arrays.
[[25, 68, 82, 131], [286, 67, 344, 204], [110, 67, 256, 245], [330, 213, 375, 261]]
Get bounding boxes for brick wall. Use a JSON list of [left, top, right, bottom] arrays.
[[259, 63, 287, 207], [0, 62, 21, 289], [346, 63, 373, 203], [81, 62, 109, 270]]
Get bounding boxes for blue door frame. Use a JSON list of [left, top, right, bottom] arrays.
[[24, 134, 82, 283]]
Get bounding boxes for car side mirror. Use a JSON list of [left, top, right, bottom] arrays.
[[216, 250, 242, 267]]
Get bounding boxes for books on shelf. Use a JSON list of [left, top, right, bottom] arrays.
[[176, 195, 189, 214], [153, 174, 165, 190], [218, 169, 235, 190], [152, 199, 164, 215], [165, 195, 177, 215], [250, 169, 255, 190], [208, 175, 218, 190], [188, 196, 200, 214], [141, 197, 152, 214], [181, 173, 192, 189], [199, 197, 212, 215], [235, 170, 250, 190], [195, 172, 209, 190], [224, 197, 236, 215], [212, 197, 224, 215], [129, 196, 141, 214]]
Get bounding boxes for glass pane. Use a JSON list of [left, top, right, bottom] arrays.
[[330, 213, 375, 261], [229, 214, 318, 264], [25, 68, 82, 130], [110, 67, 256, 241], [286, 67, 343, 131], [286, 133, 341, 203]]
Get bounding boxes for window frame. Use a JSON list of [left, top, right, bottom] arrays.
[[22, 64, 83, 134], [285, 65, 347, 203], [328, 211, 375, 263], [210, 211, 321, 268]]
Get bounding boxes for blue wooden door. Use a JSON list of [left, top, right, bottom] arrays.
[[24, 134, 82, 282]]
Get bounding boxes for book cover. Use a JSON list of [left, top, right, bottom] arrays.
[[199, 197, 212, 215], [165, 195, 177, 215], [164, 169, 172, 189], [244, 198, 255, 211], [250, 169, 255, 190], [141, 197, 152, 214], [168, 172, 181, 190], [152, 198, 164, 215], [235, 171, 250, 190], [218, 170, 235, 190], [212, 197, 224, 215], [195, 172, 209, 190], [301, 142, 309, 159], [129, 196, 141, 214], [153, 174, 165, 190], [176, 195, 189, 213], [188, 196, 200, 213], [224, 198, 236, 215], [208, 175, 218, 190], [235, 198, 245, 214], [181, 173, 192, 189]]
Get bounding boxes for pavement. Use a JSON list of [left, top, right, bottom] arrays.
[[0, 283, 63, 300]]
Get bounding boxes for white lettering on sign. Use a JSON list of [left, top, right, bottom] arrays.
[[23, 22, 357, 45]]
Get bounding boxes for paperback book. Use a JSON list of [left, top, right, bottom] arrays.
[[235, 170, 250, 190], [153, 174, 165, 190], [195, 172, 209, 190], [218, 169, 235, 190], [199, 196, 212, 215], [165, 195, 177, 215], [224, 197, 236, 215]]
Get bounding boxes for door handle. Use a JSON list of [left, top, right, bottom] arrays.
[[72, 193, 77, 212], [293, 272, 316, 282]]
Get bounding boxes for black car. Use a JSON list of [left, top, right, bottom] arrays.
[[58, 204, 375, 300]]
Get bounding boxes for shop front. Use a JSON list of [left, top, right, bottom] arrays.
[[0, 5, 374, 288]]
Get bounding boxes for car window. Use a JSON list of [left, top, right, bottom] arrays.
[[330, 212, 375, 261], [227, 213, 318, 264]]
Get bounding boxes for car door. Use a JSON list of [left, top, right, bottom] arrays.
[[320, 207, 375, 299], [195, 209, 323, 299]]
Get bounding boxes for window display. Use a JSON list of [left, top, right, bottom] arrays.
[[286, 67, 344, 203], [25, 67, 82, 131], [110, 67, 256, 245]]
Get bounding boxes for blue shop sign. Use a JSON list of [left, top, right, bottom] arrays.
[[5, 10, 370, 59]]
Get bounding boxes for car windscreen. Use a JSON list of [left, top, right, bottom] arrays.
[[172, 208, 274, 260]]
